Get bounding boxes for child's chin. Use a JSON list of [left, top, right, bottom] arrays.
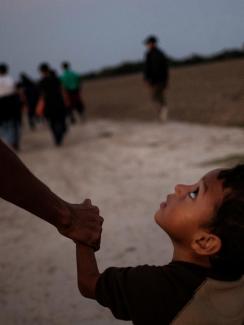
[[154, 211, 163, 225]]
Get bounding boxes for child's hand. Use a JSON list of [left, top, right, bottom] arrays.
[[58, 199, 103, 251]]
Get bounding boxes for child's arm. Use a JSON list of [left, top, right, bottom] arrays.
[[76, 243, 100, 299]]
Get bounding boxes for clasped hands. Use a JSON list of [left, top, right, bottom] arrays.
[[58, 198, 103, 251]]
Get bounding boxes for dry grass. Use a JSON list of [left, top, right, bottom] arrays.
[[83, 58, 244, 125]]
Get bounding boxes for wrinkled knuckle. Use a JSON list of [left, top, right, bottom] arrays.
[[95, 244, 101, 252], [100, 216, 104, 224], [93, 206, 100, 214], [93, 233, 101, 242], [58, 227, 69, 236], [89, 209, 99, 218]]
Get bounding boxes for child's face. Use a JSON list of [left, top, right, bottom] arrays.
[[154, 169, 226, 245]]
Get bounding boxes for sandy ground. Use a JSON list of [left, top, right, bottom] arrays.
[[1, 119, 244, 325]]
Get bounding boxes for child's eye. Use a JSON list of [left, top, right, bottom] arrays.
[[188, 188, 199, 199]]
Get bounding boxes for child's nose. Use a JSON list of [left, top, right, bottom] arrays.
[[174, 184, 188, 196]]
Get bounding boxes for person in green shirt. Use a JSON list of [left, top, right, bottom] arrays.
[[60, 62, 85, 123]]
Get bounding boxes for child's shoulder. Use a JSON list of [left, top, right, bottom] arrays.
[[98, 261, 208, 297], [95, 262, 209, 324]]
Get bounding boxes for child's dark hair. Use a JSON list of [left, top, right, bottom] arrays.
[[209, 165, 244, 277]]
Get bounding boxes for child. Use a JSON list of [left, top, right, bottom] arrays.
[[76, 166, 244, 325]]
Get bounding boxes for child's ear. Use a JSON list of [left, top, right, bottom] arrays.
[[191, 231, 222, 256]]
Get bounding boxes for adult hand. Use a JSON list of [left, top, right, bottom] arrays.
[[58, 199, 103, 251]]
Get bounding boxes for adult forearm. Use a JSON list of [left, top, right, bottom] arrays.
[[0, 140, 70, 227], [76, 243, 100, 299]]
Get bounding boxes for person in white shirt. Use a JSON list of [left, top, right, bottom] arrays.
[[0, 63, 22, 150], [0, 66, 15, 97]]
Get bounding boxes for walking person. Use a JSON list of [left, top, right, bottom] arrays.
[[20, 73, 39, 130], [38, 63, 67, 146], [0, 64, 22, 150], [143, 36, 169, 122], [60, 61, 85, 123]]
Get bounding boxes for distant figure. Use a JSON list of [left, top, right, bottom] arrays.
[[0, 64, 22, 150], [20, 73, 39, 129], [38, 63, 67, 146], [60, 61, 85, 123], [143, 35, 169, 122]]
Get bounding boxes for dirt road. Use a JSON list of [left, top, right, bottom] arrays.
[[1, 120, 243, 324]]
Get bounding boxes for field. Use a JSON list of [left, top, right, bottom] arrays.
[[1, 59, 244, 325], [84, 58, 244, 125]]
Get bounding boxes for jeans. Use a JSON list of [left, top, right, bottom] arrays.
[[48, 118, 67, 146], [0, 120, 21, 150]]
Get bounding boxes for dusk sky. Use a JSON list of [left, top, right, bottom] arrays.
[[1, 0, 244, 79]]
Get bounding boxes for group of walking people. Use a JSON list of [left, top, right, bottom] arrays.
[[0, 34, 169, 151], [0, 61, 85, 150]]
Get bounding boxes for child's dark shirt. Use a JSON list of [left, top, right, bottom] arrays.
[[95, 261, 244, 325]]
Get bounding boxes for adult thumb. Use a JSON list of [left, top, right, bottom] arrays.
[[82, 198, 92, 206]]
